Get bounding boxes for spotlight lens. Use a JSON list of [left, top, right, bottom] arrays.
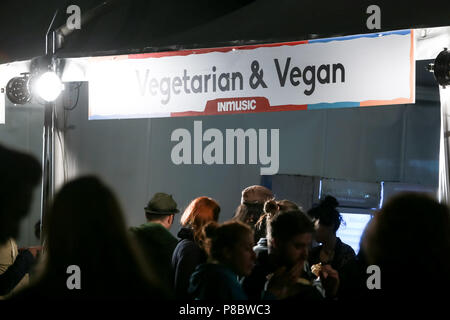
[[6, 76, 32, 104], [34, 71, 63, 102]]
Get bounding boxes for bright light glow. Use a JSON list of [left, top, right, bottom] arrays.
[[34, 71, 63, 102], [336, 213, 372, 254]]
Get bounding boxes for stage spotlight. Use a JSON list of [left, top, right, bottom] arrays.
[[33, 71, 64, 102], [428, 48, 450, 88], [5, 73, 32, 105], [5, 69, 64, 105]]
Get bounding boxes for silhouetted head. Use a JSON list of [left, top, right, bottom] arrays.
[[203, 220, 255, 276], [0, 144, 41, 244], [308, 195, 343, 242], [180, 196, 220, 243], [234, 203, 264, 227], [41, 176, 159, 295], [267, 210, 314, 269], [254, 199, 300, 240], [365, 192, 450, 293], [234, 185, 273, 227], [144, 192, 179, 229]]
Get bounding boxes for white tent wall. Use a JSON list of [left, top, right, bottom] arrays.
[[0, 102, 44, 247], [53, 79, 440, 239], [0, 61, 44, 248]]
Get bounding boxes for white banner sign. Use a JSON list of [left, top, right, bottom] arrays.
[[86, 30, 415, 120]]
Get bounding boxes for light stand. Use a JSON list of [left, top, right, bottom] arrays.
[[38, 1, 124, 236], [40, 10, 60, 233]]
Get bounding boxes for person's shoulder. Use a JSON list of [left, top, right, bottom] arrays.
[[338, 238, 356, 256], [335, 240, 356, 269], [214, 264, 239, 279], [203, 264, 240, 288], [179, 239, 200, 251], [129, 223, 151, 234], [154, 226, 178, 247], [142, 222, 172, 235], [136, 222, 161, 230], [131, 222, 167, 235], [174, 238, 202, 257]]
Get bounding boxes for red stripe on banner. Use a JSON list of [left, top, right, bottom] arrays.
[[128, 40, 309, 59], [170, 97, 307, 117]]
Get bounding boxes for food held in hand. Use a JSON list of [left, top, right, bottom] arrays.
[[311, 262, 322, 277]]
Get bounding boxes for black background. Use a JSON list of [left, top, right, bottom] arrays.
[[0, 0, 449, 63]]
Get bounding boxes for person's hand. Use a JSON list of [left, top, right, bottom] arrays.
[[319, 264, 340, 298], [19, 246, 42, 258]]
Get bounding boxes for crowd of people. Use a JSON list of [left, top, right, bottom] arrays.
[[1, 143, 449, 302]]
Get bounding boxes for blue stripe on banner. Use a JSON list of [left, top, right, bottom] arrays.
[[307, 102, 360, 110], [309, 29, 411, 43]]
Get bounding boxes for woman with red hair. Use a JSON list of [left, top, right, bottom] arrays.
[[172, 196, 220, 299]]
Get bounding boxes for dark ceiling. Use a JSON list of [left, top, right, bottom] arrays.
[[0, 0, 449, 64]]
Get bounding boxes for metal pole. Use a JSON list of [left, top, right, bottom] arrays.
[[40, 101, 55, 237], [39, 25, 58, 243]]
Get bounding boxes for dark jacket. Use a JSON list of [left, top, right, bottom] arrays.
[[243, 250, 323, 301], [308, 237, 356, 298], [242, 249, 273, 300], [308, 237, 356, 272], [172, 227, 207, 299], [189, 263, 248, 300], [130, 222, 178, 290], [0, 250, 34, 295], [10, 274, 166, 300]]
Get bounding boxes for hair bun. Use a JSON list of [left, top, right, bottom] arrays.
[[321, 195, 339, 209], [203, 221, 219, 239], [264, 199, 278, 215]]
